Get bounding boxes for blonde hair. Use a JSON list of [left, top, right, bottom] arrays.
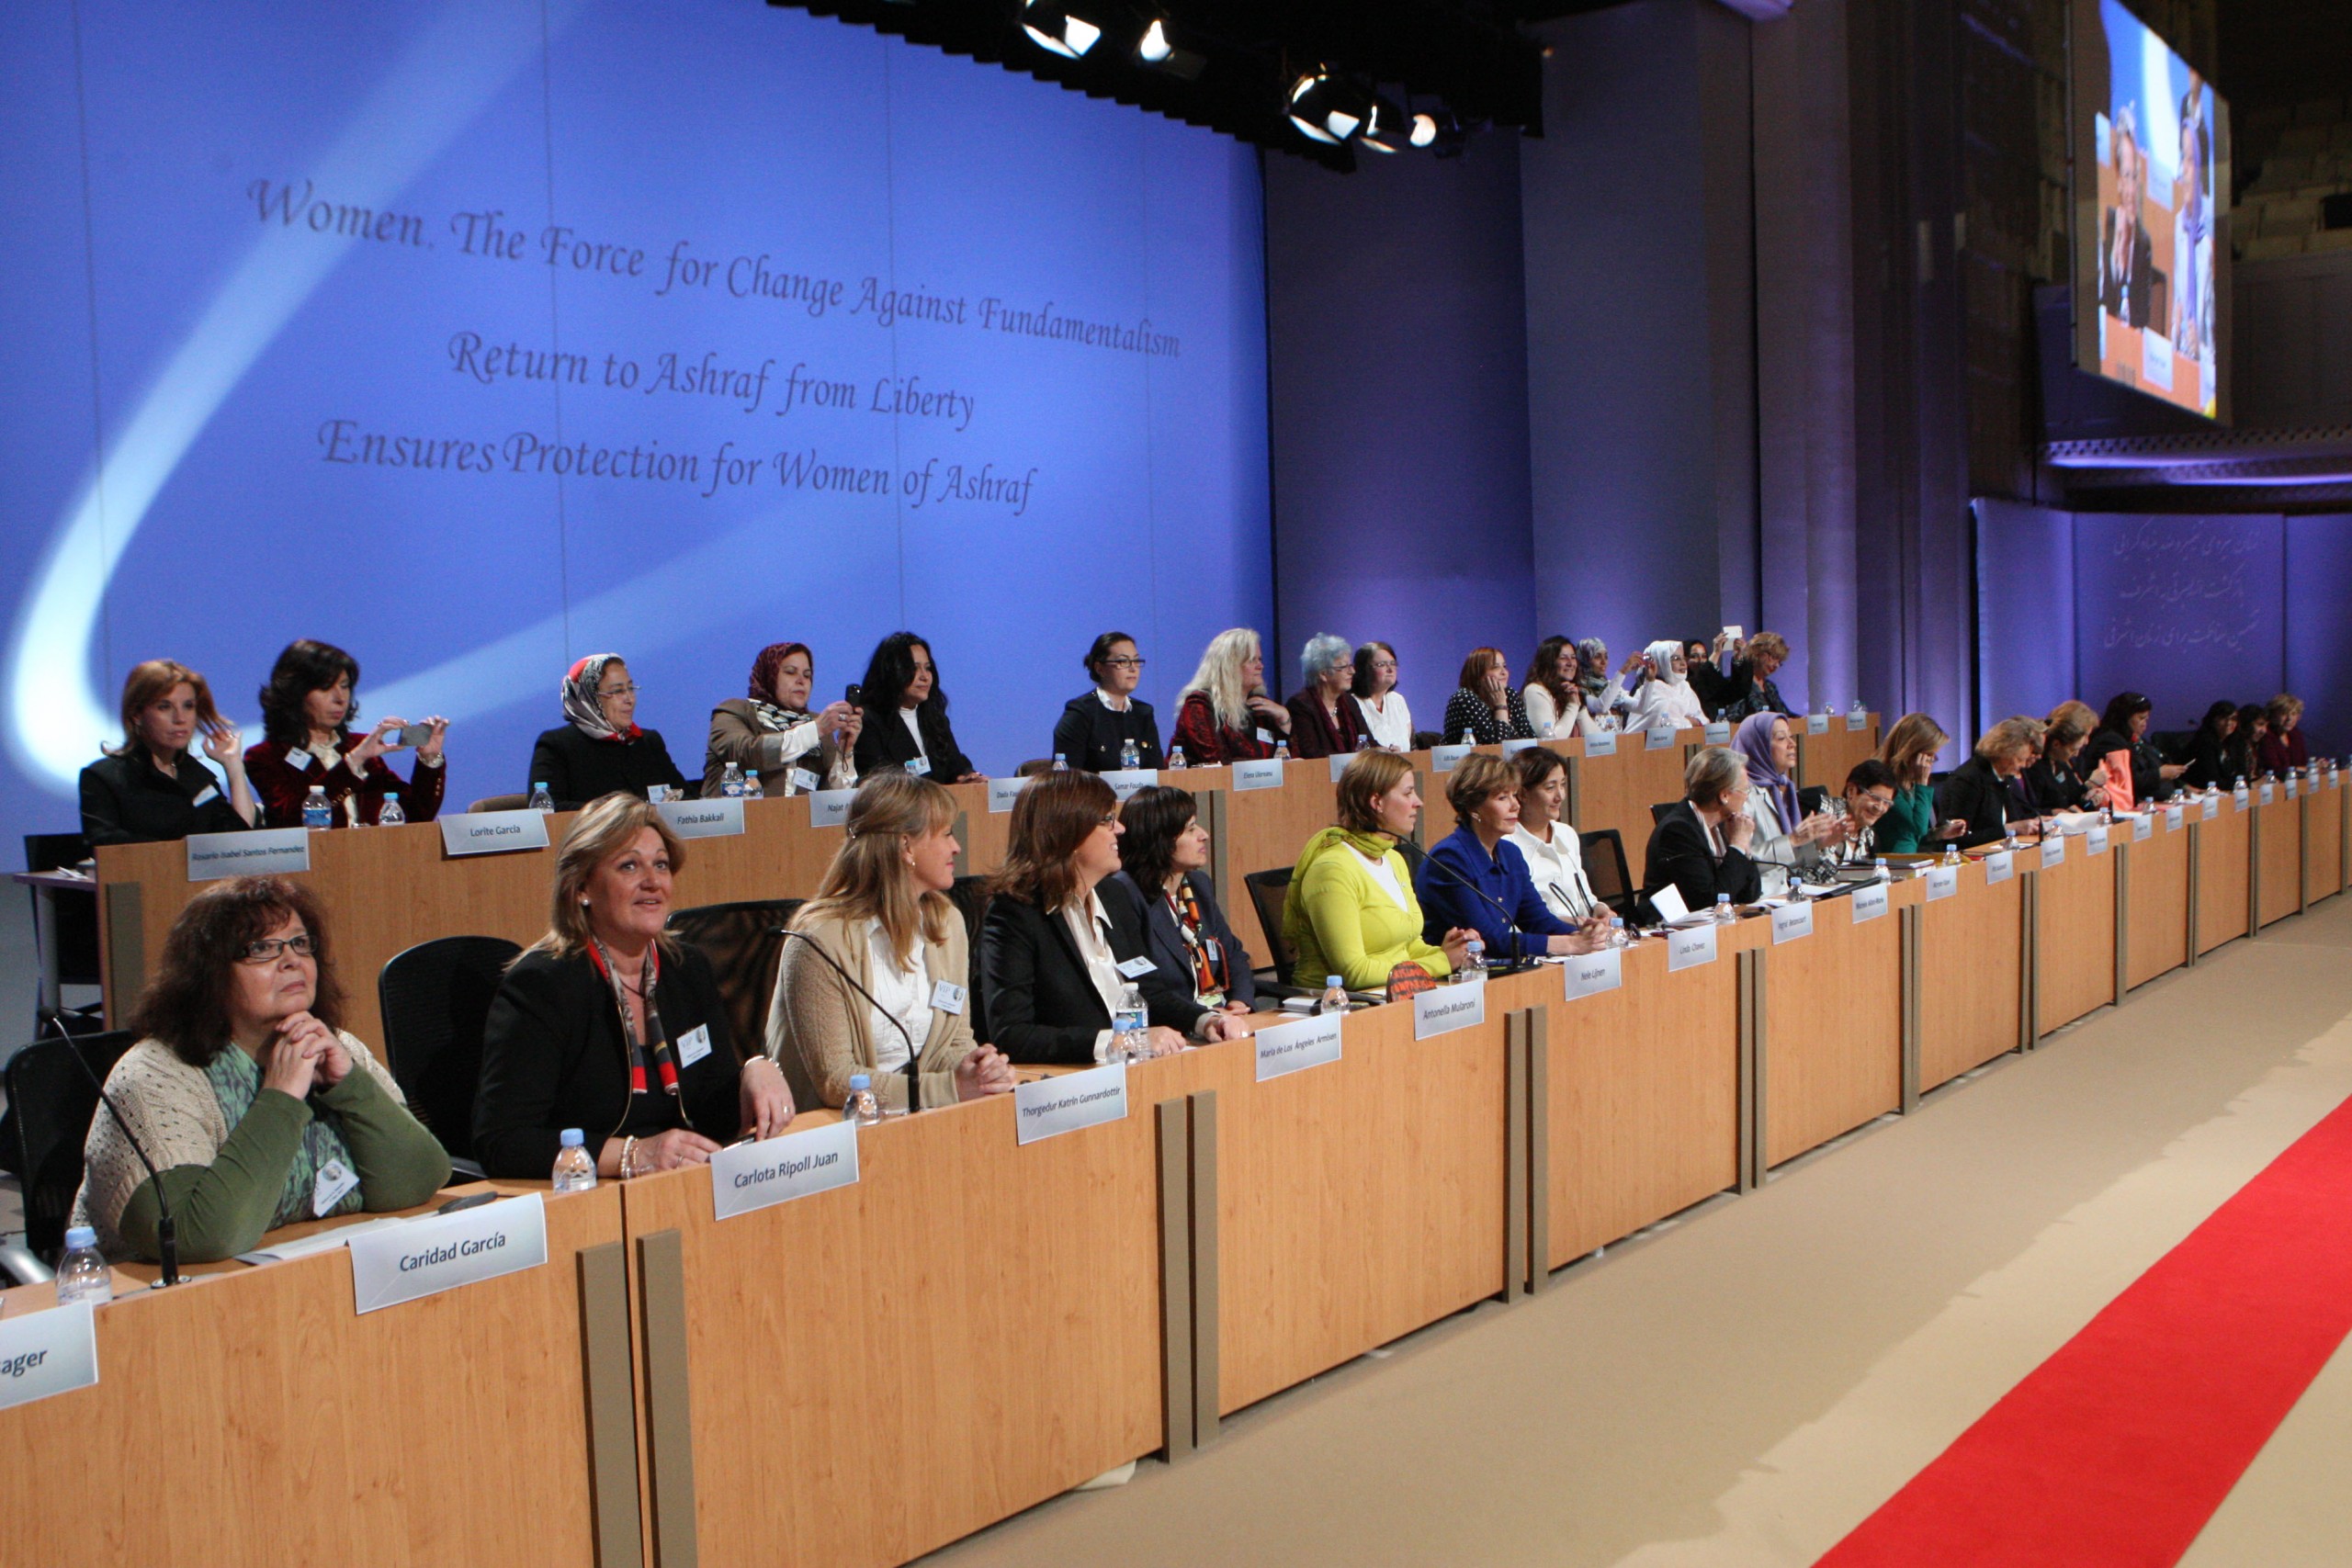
[[528, 795, 688, 962], [2267, 693, 2304, 728], [1881, 712, 1949, 779], [110, 659, 227, 756], [2043, 700, 2097, 753], [1746, 631, 1790, 664], [1975, 716, 2044, 764], [1335, 750, 1416, 834], [1685, 746, 1745, 807], [1444, 752, 1520, 818], [797, 774, 956, 963], [1179, 627, 1262, 735]]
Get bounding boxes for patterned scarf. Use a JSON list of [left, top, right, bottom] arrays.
[[205, 1043, 362, 1230], [1575, 639, 1610, 700], [1169, 879, 1228, 1006], [587, 938, 679, 1098], [562, 654, 641, 743]]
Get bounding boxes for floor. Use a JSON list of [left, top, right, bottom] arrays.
[[922, 897, 2352, 1568]]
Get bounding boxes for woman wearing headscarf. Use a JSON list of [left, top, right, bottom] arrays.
[[528, 653, 693, 808], [1624, 641, 1707, 732], [705, 641, 861, 797], [1573, 638, 1638, 726], [1734, 712, 1838, 893]]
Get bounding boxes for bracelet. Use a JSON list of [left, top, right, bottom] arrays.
[[620, 1134, 639, 1180]]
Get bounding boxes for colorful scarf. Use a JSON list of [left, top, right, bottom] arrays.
[[587, 939, 679, 1098], [206, 1042, 362, 1229], [1575, 639, 1610, 700], [1283, 826, 1406, 962], [561, 654, 641, 743], [1169, 878, 1228, 1006]]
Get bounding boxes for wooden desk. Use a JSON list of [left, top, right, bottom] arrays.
[[1917, 857, 2024, 1091], [2121, 817, 2190, 990], [1796, 717, 1882, 793], [2306, 774, 2346, 902], [2034, 838, 2118, 1032], [2194, 801, 2251, 953], [1758, 888, 1902, 1168], [2257, 790, 2303, 928]]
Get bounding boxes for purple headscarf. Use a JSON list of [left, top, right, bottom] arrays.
[[1733, 712, 1802, 832]]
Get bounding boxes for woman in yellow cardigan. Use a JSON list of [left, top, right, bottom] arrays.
[[1285, 750, 1475, 990]]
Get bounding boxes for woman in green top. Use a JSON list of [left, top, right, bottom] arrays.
[[1285, 750, 1475, 991], [1875, 712, 1969, 854], [74, 875, 452, 1262]]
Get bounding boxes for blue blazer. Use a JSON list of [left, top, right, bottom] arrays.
[[1415, 825, 1576, 962], [1103, 869, 1258, 1010]]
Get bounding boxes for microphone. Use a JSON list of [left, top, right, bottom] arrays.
[[775, 929, 923, 1111], [1387, 835, 1543, 974], [58, 1031, 180, 1287]]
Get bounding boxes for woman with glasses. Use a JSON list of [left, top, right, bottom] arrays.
[[1642, 745, 1763, 913], [1350, 641, 1414, 751], [528, 653, 692, 808], [71, 875, 451, 1262], [1051, 631, 1164, 773], [1283, 633, 1366, 758]]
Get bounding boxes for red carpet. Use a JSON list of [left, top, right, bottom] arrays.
[[1816, 1090, 2352, 1568]]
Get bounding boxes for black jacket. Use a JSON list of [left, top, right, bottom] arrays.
[[2021, 756, 2091, 814], [1934, 755, 2029, 849], [1103, 869, 1257, 1010], [1642, 800, 1762, 912], [977, 888, 1207, 1063], [473, 943, 742, 1177], [1718, 665, 1794, 724], [1051, 694, 1163, 773], [527, 726, 691, 810], [2184, 729, 2237, 792], [855, 701, 977, 781], [2085, 728, 2171, 807], [79, 749, 253, 846]]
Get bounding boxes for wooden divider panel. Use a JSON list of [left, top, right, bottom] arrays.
[[1917, 864, 2022, 1091], [1796, 719, 1881, 792], [1760, 893, 1902, 1168], [2258, 794, 2303, 927], [2124, 820, 2190, 989], [2035, 842, 2118, 1031], [2196, 807, 2251, 953], [2307, 778, 2346, 901], [1566, 733, 1700, 852], [1204, 761, 1338, 890]]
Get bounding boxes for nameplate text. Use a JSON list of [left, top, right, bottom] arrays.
[[711, 1120, 858, 1221], [0, 1303, 97, 1413], [187, 827, 309, 883], [437, 808, 552, 858], [348, 1195, 548, 1315], [1254, 1011, 1343, 1082], [1014, 1062, 1127, 1145]]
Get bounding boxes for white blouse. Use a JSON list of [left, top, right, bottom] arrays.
[[1626, 678, 1706, 731], [1355, 847, 1411, 910], [862, 920, 931, 1073], [1351, 691, 1415, 750], [1060, 891, 1129, 1060], [1510, 820, 1598, 920]]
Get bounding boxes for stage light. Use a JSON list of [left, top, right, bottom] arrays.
[[1287, 70, 1342, 143], [1022, 1, 1101, 60], [1359, 96, 1412, 152], [1409, 113, 1437, 148], [1136, 17, 1205, 79], [1288, 68, 1372, 144]]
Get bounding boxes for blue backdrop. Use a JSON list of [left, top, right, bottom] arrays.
[[0, 0, 1270, 851]]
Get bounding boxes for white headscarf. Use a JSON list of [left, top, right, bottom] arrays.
[[1645, 640, 1686, 687]]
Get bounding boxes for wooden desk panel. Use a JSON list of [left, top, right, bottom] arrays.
[[1544, 937, 1741, 1265], [1207, 760, 1340, 888], [2195, 806, 2251, 953], [1917, 863, 2022, 1090], [0, 1183, 622, 1568], [1797, 718, 1881, 792], [2036, 843, 2117, 1032], [1569, 732, 1697, 856], [2124, 822, 2189, 990], [2258, 794, 2302, 927], [1761, 893, 1902, 1167], [2307, 779, 2346, 901]]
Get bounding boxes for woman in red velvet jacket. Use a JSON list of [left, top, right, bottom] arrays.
[[1170, 627, 1292, 765], [243, 640, 447, 828]]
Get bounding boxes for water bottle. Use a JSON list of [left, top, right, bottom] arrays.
[[1540, 719, 1555, 740], [1943, 842, 1961, 866], [1873, 856, 1889, 882], [1458, 730, 1474, 747], [302, 785, 331, 830], [376, 793, 404, 829], [54, 1225, 111, 1307], [1051, 753, 1069, 773], [1167, 745, 1188, 770], [741, 769, 763, 801], [1713, 893, 1734, 925], [1119, 739, 1140, 771], [843, 1073, 882, 1127], [2099, 804, 2112, 826], [1463, 934, 1487, 976], [1273, 739, 1291, 761], [551, 1127, 596, 1193], [1610, 916, 1631, 949], [1317, 974, 1350, 1017], [1355, 734, 1372, 751], [1113, 984, 1148, 1063], [528, 781, 555, 813], [719, 761, 745, 798]]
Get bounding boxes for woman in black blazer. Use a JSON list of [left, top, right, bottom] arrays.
[[2182, 701, 2240, 791], [1642, 746, 1763, 915], [1103, 785, 1258, 1017], [854, 632, 983, 783], [528, 653, 692, 808], [978, 773, 1244, 1064], [80, 659, 260, 845], [473, 795, 793, 1179], [1051, 631, 1164, 772], [1934, 716, 2044, 848]]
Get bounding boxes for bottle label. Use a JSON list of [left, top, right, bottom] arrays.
[[1255, 1010, 1343, 1081], [0, 1302, 98, 1413], [710, 1119, 859, 1222]]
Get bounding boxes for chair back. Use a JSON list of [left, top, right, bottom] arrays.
[[1578, 829, 1635, 919], [1798, 784, 1829, 818], [1649, 800, 1678, 825], [22, 833, 102, 994], [945, 876, 995, 1043], [664, 899, 803, 1063], [377, 935, 522, 1162], [4, 1031, 136, 1262], [1243, 868, 1295, 975], [466, 794, 530, 814]]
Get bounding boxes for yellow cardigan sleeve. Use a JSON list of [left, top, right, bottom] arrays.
[[1295, 850, 1452, 991]]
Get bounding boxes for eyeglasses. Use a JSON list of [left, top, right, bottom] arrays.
[[598, 683, 639, 699], [1096, 816, 1121, 829], [1102, 657, 1147, 670], [238, 934, 315, 964]]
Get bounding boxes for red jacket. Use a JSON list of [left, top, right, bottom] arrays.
[[1171, 692, 1276, 765], [244, 735, 446, 828], [2257, 728, 2309, 776]]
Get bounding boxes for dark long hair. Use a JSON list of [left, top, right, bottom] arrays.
[[2194, 700, 2237, 743], [1350, 641, 1396, 701], [991, 771, 1117, 913], [128, 876, 346, 1066], [860, 632, 949, 716], [1527, 636, 1577, 716], [1117, 785, 1197, 893], [2098, 691, 2152, 742], [258, 639, 361, 750]]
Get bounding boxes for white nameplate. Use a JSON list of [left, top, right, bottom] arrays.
[[1806, 714, 1831, 735], [1101, 768, 1159, 803], [1561, 947, 1623, 1000], [711, 1120, 858, 1221], [1329, 752, 1354, 783], [1430, 744, 1473, 774], [1846, 711, 1870, 732], [1926, 865, 1960, 901], [2132, 812, 2154, 840], [2165, 804, 2184, 831], [1984, 849, 2014, 885], [2286, 775, 2299, 799], [1502, 737, 1542, 756], [1014, 1061, 1127, 1144], [655, 798, 744, 840], [1668, 924, 1718, 971], [2206, 793, 2222, 818], [2041, 831, 2065, 865], [808, 788, 856, 829], [1703, 722, 1731, 745], [2260, 783, 2276, 806], [187, 826, 309, 883], [2086, 825, 2109, 856], [1770, 902, 1814, 943], [1645, 727, 1677, 750], [1414, 983, 1487, 1039], [988, 775, 1033, 814], [1254, 1010, 1343, 1081], [1851, 882, 1889, 922], [437, 808, 551, 858], [1232, 759, 1283, 792], [1584, 730, 1617, 757], [347, 1194, 548, 1315], [0, 1302, 97, 1412]]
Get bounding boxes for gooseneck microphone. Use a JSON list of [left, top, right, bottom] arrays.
[[1386, 834, 1541, 973], [776, 928, 923, 1111], [60, 1036, 181, 1287]]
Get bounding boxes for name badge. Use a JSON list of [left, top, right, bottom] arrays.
[[789, 768, 820, 795], [187, 826, 310, 883], [312, 1157, 358, 1217], [2086, 825, 2109, 856], [988, 775, 1033, 814], [647, 784, 674, 804], [1254, 728, 1275, 745], [930, 980, 966, 1014], [1851, 882, 1889, 922], [2041, 831, 2065, 864], [347, 1194, 548, 1314], [1584, 730, 1618, 758], [191, 784, 221, 807], [1703, 722, 1731, 745], [1254, 1010, 1342, 1081], [655, 798, 744, 840], [2259, 783, 2274, 806], [2132, 813, 2154, 840], [674, 1022, 713, 1068], [1984, 849, 2014, 885], [1101, 768, 1159, 802], [437, 808, 551, 858], [2165, 805, 2184, 830], [1846, 711, 1869, 731], [1562, 947, 1623, 999], [1806, 714, 1830, 736], [0, 1302, 98, 1413], [1502, 737, 1541, 756], [711, 1120, 858, 1221], [808, 788, 856, 829], [1430, 744, 1473, 773], [1926, 864, 1960, 901], [1667, 924, 1717, 971], [1329, 752, 1355, 783], [284, 747, 313, 773], [1414, 983, 1486, 1039], [1014, 1061, 1127, 1145], [1645, 727, 1677, 750], [1232, 759, 1283, 792], [1770, 902, 1813, 943], [1115, 954, 1157, 980]]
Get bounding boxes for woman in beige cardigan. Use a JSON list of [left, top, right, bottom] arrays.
[[766, 773, 1016, 1112]]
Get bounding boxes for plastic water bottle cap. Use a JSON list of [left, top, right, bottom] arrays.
[[1326, 976, 1343, 989], [64, 1225, 96, 1250], [849, 1073, 871, 1089], [560, 1127, 584, 1147], [534, 782, 548, 790]]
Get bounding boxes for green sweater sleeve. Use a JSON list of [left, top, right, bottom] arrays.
[[315, 1066, 454, 1212], [1880, 784, 1932, 854], [1295, 853, 1453, 991], [114, 1089, 311, 1263]]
